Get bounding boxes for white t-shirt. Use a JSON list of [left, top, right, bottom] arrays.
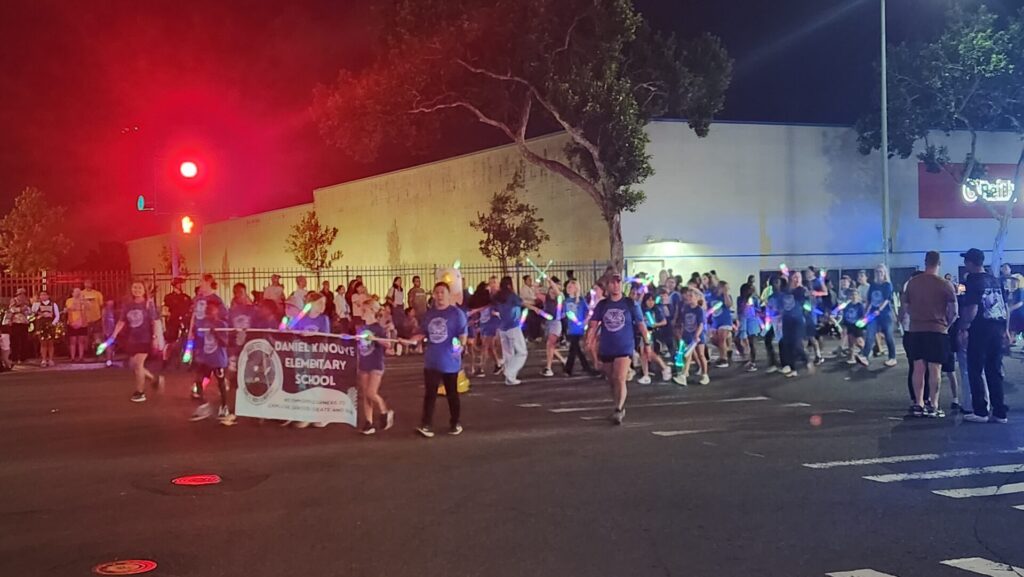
[[387, 286, 405, 307], [518, 284, 536, 306], [286, 289, 308, 318], [263, 284, 285, 305], [335, 291, 350, 319]]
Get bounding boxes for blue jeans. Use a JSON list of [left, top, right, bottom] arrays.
[[861, 313, 896, 360]]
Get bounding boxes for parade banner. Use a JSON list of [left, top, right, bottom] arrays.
[[229, 330, 358, 426]]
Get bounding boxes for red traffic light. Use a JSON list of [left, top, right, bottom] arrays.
[[180, 161, 198, 179], [181, 216, 195, 234]]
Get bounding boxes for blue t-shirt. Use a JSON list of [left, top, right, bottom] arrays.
[[292, 315, 331, 334], [194, 318, 228, 368], [192, 292, 225, 322], [708, 293, 733, 328], [678, 305, 703, 340], [494, 293, 523, 331], [228, 302, 256, 347], [842, 302, 866, 326], [592, 297, 643, 357], [780, 287, 807, 322], [422, 305, 468, 373], [642, 301, 664, 328], [478, 305, 500, 336], [564, 296, 588, 336], [120, 300, 158, 345], [661, 292, 680, 324], [867, 282, 893, 312], [357, 322, 386, 372]]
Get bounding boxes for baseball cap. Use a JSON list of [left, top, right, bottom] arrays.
[[960, 248, 985, 265]]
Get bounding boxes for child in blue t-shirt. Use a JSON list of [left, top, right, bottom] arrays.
[[736, 283, 761, 372], [841, 289, 866, 365], [672, 288, 709, 386], [356, 307, 394, 435], [640, 292, 672, 383], [188, 300, 229, 423], [562, 279, 596, 376]]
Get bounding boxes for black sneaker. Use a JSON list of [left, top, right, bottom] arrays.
[[908, 404, 925, 418], [611, 408, 625, 425], [925, 405, 945, 418], [360, 422, 376, 436], [416, 426, 435, 438], [130, 391, 146, 403], [492, 365, 504, 376], [448, 424, 463, 436]]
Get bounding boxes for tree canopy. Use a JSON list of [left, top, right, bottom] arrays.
[[0, 187, 71, 274], [285, 210, 343, 273], [313, 0, 731, 268], [471, 168, 550, 275]]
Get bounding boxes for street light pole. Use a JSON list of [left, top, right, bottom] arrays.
[[880, 0, 892, 267]]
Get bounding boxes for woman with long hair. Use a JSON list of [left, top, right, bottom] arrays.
[[541, 277, 567, 377], [109, 282, 161, 402], [563, 279, 596, 376], [492, 276, 541, 386], [31, 290, 60, 367], [855, 264, 898, 368]]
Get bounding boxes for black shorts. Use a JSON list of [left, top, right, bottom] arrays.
[[67, 326, 88, 337], [905, 332, 950, 365], [941, 350, 956, 374], [843, 324, 864, 339], [599, 354, 631, 364]]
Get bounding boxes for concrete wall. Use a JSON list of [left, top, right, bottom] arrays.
[[127, 203, 313, 273], [312, 133, 607, 266], [624, 121, 1024, 285]]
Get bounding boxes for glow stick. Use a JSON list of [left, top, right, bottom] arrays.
[[451, 337, 463, 355], [706, 301, 723, 318], [556, 294, 564, 320], [526, 257, 554, 280], [855, 310, 879, 329], [287, 303, 314, 330], [453, 260, 461, 270], [566, 310, 582, 326], [645, 311, 656, 328], [674, 340, 688, 368], [780, 263, 790, 277], [538, 310, 554, 321], [831, 302, 849, 316], [802, 301, 813, 312], [278, 316, 290, 330], [181, 338, 195, 363], [96, 337, 115, 355], [518, 308, 529, 329], [819, 269, 827, 280]]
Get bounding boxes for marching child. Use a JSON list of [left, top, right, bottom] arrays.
[[356, 306, 395, 435], [841, 289, 866, 365], [189, 300, 230, 423]]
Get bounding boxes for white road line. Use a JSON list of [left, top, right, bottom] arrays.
[[1014, 504, 1024, 511], [933, 482, 1024, 499], [802, 446, 1024, 469], [549, 396, 770, 414], [864, 463, 1024, 483], [651, 429, 719, 437], [826, 570, 898, 577], [517, 403, 542, 408], [940, 557, 1024, 576], [784, 402, 812, 407]]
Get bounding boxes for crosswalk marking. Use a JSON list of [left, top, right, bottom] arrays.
[[517, 403, 542, 408], [941, 557, 1024, 576], [802, 447, 1024, 469], [651, 429, 719, 437], [826, 570, 897, 577], [784, 402, 812, 407], [932, 482, 1024, 499], [549, 396, 770, 414], [864, 463, 1024, 483]]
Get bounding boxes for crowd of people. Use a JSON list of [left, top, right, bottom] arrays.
[[1, 248, 1013, 431]]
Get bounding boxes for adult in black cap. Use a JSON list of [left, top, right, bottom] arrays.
[[958, 248, 1010, 423]]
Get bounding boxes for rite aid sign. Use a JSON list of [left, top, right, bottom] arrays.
[[919, 163, 1023, 218]]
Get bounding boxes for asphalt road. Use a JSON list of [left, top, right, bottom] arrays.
[[1, 344, 1022, 577]]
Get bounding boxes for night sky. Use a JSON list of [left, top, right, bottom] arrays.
[[1, 0, 1021, 253]]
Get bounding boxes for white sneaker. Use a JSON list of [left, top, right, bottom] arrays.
[[312, 421, 329, 428], [217, 405, 229, 419], [672, 374, 688, 386], [638, 375, 652, 385], [626, 369, 636, 381], [219, 413, 237, 426], [699, 374, 710, 385], [661, 367, 672, 381], [715, 361, 730, 369], [504, 379, 522, 386], [962, 413, 989, 423], [766, 366, 779, 374], [780, 366, 792, 375], [542, 368, 554, 377], [785, 370, 799, 378], [884, 359, 898, 367]]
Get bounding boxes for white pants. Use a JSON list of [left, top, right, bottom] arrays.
[[499, 327, 528, 382]]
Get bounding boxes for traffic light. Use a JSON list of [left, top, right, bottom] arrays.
[[179, 161, 198, 179], [181, 215, 195, 234], [135, 194, 155, 212]]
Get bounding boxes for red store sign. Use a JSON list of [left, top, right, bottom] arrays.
[[918, 163, 1022, 219]]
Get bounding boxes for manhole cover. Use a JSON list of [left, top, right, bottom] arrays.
[[92, 559, 158, 575], [170, 474, 221, 486]]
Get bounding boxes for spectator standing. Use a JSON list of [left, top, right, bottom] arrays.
[[408, 275, 427, 317], [163, 278, 192, 365], [320, 281, 336, 321], [386, 276, 405, 317], [65, 287, 89, 362], [285, 276, 308, 319], [335, 283, 351, 333], [519, 275, 540, 341], [262, 274, 286, 308], [903, 251, 958, 418], [959, 248, 1010, 424], [81, 279, 104, 349], [31, 290, 60, 367], [6, 288, 32, 364]]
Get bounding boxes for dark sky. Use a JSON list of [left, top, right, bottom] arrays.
[[1, 0, 1021, 252]]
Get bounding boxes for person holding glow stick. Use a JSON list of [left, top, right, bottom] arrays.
[[708, 281, 735, 368], [413, 282, 468, 438], [588, 273, 650, 424], [640, 292, 672, 382], [108, 282, 161, 403], [188, 300, 230, 423], [186, 274, 225, 400], [563, 280, 597, 376], [780, 272, 812, 378], [356, 306, 395, 435], [477, 276, 503, 376], [493, 276, 535, 385], [672, 288, 708, 386], [855, 264, 898, 368], [736, 284, 761, 372], [541, 277, 567, 377], [840, 289, 866, 365]]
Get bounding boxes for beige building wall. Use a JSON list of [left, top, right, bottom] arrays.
[[312, 133, 608, 266], [126, 133, 609, 274], [126, 204, 313, 273]]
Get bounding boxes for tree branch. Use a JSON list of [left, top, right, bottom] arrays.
[[552, 15, 584, 59], [409, 100, 518, 141]]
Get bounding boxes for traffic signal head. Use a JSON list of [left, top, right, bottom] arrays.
[[180, 161, 198, 179], [135, 194, 154, 212], [181, 215, 195, 234]]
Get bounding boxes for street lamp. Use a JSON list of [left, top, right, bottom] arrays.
[[880, 0, 891, 267]]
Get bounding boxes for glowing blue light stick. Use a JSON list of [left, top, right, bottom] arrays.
[[451, 337, 463, 355], [96, 337, 115, 355], [182, 338, 195, 363], [674, 340, 689, 368], [518, 308, 529, 329]]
